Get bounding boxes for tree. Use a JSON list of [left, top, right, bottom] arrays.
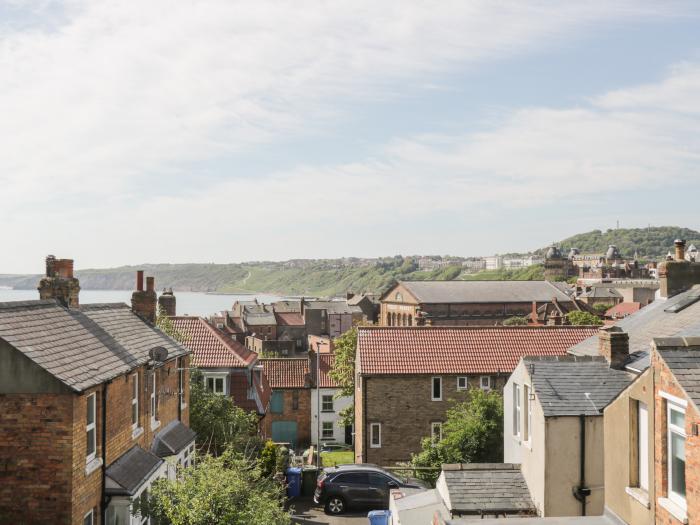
[[566, 311, 603, 326], [593, 303, 613, 314], [328, 327, 357, 426], [411, 389, 503, 484], [137, 450, 290, 525], [189, 371, 260, 456], [503, 316, 529, 326], [156, 305, 187, 342]]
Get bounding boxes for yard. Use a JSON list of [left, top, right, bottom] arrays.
[[321, 450, 354, 467]]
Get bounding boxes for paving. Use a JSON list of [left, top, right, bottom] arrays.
[[289, 497, 370, 525]]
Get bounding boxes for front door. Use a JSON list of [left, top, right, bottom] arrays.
[[272, 421, 298, 449]]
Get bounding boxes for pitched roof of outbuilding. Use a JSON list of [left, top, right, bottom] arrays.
[[524, 355, 636, 416], [151, 420, 197, 458], [0, 300, 189, 392], [387, 280, 573, 304], [357, 326, 599, 375], [170, 316, 255, 368], [105, 446, 164, 496], [260, 358, 310, 388], [441, 464, 535, 516]]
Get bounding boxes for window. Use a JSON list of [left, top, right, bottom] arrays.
[[322, 422, 334, 439], [667, 401, 686, 507], [395, 292, 403, 302], [131, 373, 139, 429], [457, 377, 468, 390], [637, 401, 649, 491], [204, 374, 226, 395], [432, 377, 442, 401], [270, 391, 284, 413], [178, 359, 185, 408], [431, 422, 442, 443], [480, 376, 491, 391], [513, 383, 521, 438], [335, 473, 369, 484], [86, 393, 96, 461], [292, 390, 299, 410], [83, 509, 94, 525], [523, 385, 530, 442], [322, 395, 334, 412], [370, 423, 381, 448], [150, 371, 159, 428]]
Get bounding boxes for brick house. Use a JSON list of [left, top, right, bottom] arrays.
[[0, 258, 194, 525], [379, 280, 576, 327], [260, 358, 312, 450], [354, 325, 598, 465], [170, 316, 270, 417]]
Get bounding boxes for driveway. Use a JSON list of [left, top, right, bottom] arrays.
[[289, 497, 369, 525]]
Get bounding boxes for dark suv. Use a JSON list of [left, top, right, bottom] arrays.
[[313, 464, 425, 515]]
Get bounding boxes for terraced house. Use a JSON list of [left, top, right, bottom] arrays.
[[0, 258, 194, 525]]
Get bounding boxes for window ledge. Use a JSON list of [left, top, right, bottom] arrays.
[[132, 426, 144, 440], [85, 457, 103, 476], [151, 419, 161, 431], [321, 410, 335, 413], [625, 487, 650, 508], [658, 497, 688, 524]]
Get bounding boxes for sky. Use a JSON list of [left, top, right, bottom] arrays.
[[1, 0, 700, 274]]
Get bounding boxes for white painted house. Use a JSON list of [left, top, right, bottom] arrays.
[[311, 353, 354, 446]]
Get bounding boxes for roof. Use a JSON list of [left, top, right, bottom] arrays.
[[260, 358, 310, 388], [524, 356, 636, 416], [441, 464, 535, 516], [569, 286, 700, 371], [357, 326, 599, 375], [448, 513, 626, 525], [581, 288, 622, 299], [105, 445, 164, 496], [275, 312, 305, 326], [272, 300, 302, 313], [606, 302, 641, 318], [387, 280, 573, 304], [0, 300, 189, 392], [656, 338, 700, 410], [171, 317, 256, 368], [245, 312, 277, 326], [304, 300, 363, 314], [317, 353, 339, 388], [151, 420, 196, 458]]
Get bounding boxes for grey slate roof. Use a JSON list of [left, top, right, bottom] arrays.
[[105, 446, 164, 496], [656, 339, 700, 410], [151, 420, 197, 457], [441, 464, 535, 516], [524, 356, 636, 416], [244, 312, 277, 325], [568, 286, 700, 373], [396, 280, 573, 304], [581, 288, 622, 299], [448, 512, 626, 525], [0, 300, 189, 392], [303, 300, 363, 314]]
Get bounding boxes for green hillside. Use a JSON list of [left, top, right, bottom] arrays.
[[550, 226, 700, 259]]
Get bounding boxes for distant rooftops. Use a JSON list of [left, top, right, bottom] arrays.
[[387, 280, 574, 304], [170, 316, 255, 368]]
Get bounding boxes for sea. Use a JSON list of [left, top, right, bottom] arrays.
[[0, 289, 286, 318]]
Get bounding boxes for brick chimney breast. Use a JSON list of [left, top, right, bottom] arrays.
[[158, 288, 177, 317], [598, 326, 629, 369], [131, 271, 157, 323], [37, 255, 80, 308]]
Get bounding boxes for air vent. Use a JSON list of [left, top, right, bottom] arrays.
[[664, 294, 700, 314]]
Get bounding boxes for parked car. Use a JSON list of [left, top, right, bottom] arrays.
[[313, 464, 426, 515]]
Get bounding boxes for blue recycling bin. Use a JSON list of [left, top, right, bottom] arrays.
[[286, 467, 302, 498], [367, 509, 391, 525]]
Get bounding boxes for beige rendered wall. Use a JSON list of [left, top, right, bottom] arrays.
[[544, 416, 605, 517], [603, 368, 654, 525]]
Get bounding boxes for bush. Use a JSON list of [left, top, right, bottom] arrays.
[[566, 311, 603, 326], [503, 316, 529, 326]]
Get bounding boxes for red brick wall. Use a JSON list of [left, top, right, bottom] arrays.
[[261, 388, 311, 448], [653, 353, 700, 524], [0, 393, 74, 525]]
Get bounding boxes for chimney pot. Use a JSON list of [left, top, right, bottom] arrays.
[[38, 255, 80, 308], [146, 276, 155, 293], [675, 239, 686, 261], [136, 270, 144, 291], [598, 326, 629, 369]]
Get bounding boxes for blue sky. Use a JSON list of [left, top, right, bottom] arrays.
[[1, 1, 699, 273]]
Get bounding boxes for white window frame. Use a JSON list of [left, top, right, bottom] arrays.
[[431, 376, 442, 401], [638, 401, 649, 492], [667, 400, 686, 508], [131, 373, 139, 431], [179, 361, 186, 409], [480, 376, 491, 391], [513, 383, 521, 438], [86, 393, 97, 463], [457, 377, 468, 390], [321, 394, 334, 412], [431, 422, 443, 443], [83, 509, 94, 525], [322, 421, 334, 439], [370, 423, 382, 448], [523, 385, 531, 443], [203, 373, 228, 395], [150, 371, 159, 430]]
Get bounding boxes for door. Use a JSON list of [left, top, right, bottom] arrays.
[[344, 424, 353, 445], [271, 421, 298, 449], [367, 473, 396, 508], [332, 473, 370, 507]]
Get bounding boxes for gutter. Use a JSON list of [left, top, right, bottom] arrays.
[[572, 414, 591, 515]]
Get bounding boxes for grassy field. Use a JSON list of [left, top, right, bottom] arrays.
[[321, 450, 354, 467]]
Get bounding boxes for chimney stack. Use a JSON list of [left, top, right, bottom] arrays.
[[675, 239, 686, 261], [598, 326, 629, 369], [38, 255, 80, 308], [131, 271, 157, 323], [158, 288, 177, 317]]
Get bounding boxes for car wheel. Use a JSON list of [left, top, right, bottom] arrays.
[[325, 496, 346, 515]]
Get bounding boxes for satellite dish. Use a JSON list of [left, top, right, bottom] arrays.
[[149, 346, 169, 363]]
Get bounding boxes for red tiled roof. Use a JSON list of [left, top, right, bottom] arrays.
[[357, 326, 599, 375], [606, 302, 642, 318], [275, 312, 305, 326], [260, 358, 310, 388], [317, 353, 339, 388], [171, 317, 256, 368]]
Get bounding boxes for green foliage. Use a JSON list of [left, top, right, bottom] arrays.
[[136, 450, 290, 525], [329, 327, 357, 426], [566, 311, 603, 326], [462, 265, 544, 281], [593, 303, 613, 314], [321, 450, 354, 467], [552, 226, 700, 259], [156, 305, 187, 342], [503, 316, 529, 326], [411, 390, 504, 484], [189, 371, 260, 456], [259, 440, 278, 478]]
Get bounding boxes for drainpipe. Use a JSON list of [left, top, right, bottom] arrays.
[[101, 381, 110, 523], [572, 414, 591, 515]]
